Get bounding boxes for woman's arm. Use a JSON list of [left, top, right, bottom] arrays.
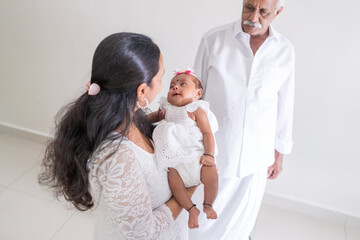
[[97, 145, 176, 239], [194, 108, 215, 166]]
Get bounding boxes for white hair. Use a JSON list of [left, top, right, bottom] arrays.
[[276, 0, 285, 11], [242, 0, 285, 12]]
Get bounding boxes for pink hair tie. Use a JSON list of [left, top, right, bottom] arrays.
[[88, 83, 101, 95]]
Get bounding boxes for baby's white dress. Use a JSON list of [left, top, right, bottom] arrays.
[[153, 97, 218, 187]]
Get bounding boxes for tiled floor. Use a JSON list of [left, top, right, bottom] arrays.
[[0, 133, 359, 240], [0, 134, 95, 240], [254, 204, 349, 240]]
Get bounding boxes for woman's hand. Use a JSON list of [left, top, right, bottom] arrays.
[[185, 185, 199, 198], [166, 184, 197, 220], [147, 108, 166, 123], [157, 109, 166, 121], [166, 185, 198, 220]]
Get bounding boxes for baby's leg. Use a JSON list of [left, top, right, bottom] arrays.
[[168, 168, 200, 228], [200, 165, 219, 219]]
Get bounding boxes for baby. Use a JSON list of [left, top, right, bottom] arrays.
[[152, 69, 219, 229]]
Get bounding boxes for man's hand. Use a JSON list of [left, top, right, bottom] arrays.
[[267, 150, 283, 179]]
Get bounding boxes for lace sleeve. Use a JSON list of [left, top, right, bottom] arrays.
[[96, 145, 174, 239]]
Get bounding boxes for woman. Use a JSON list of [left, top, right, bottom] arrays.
[[39, 32, 194, 239]]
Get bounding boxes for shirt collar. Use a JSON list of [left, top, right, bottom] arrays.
[[233, 19, 280, 41]]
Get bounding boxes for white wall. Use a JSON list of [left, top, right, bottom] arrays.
[[265, 0, 360, 218], [0, 0, 243, 134], [1, 0, 359, 218]]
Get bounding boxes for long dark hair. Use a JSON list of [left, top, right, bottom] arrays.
[[39, 32, 160, 210]]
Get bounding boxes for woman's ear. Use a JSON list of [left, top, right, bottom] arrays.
[[136, 82, 148, 102]]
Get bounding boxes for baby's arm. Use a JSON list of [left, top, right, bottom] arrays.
[[193, 108, 215, 166]]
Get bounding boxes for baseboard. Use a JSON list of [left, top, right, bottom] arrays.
[[0, 122, 51, 145], [263, 192, 360, 229]]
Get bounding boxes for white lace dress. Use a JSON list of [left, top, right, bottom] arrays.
[[88, 134, 188, 239], [153, 97, 218, 187]]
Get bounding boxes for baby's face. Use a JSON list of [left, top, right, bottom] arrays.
[[167, 74, 202, 107]]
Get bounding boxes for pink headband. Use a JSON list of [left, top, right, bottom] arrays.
[[84, 81, 101, 95], [173, 68, 202, 84]]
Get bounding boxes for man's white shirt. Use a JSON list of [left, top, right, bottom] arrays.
[[194, 20, 295, 178]]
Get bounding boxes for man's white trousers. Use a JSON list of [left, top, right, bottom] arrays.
[[188, 168, 268, 240]]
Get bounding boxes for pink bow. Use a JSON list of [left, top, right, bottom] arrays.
[[174, 68, 195, 76]]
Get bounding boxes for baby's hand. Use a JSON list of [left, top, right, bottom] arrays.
[[200, 154, 215, 166]]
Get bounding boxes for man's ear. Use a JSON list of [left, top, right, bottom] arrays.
[[195, 88, 203, 100], [275, 6, 283, 17]]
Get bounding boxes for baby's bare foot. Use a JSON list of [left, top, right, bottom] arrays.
[[203, 203, 217, 219], [188, 205, 200, 229]]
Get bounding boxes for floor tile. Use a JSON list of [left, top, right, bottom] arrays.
[[0, 134, 44, 186], [253, 204, 345, 240], [346, 226, 360, 240], [10, 162, 55, 201], [51, 209, 98, 240], [0, 188, 74, 240], [347, 215, 360, 230]]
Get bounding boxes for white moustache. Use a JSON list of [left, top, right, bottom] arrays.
[[243, 20, 263, 29]]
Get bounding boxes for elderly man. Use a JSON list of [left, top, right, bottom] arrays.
[[189, 0, 294, 239]]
